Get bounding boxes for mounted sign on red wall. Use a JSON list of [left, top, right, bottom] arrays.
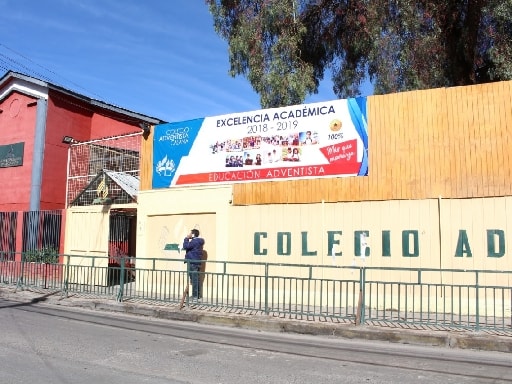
[[0, 142, 24, 168]]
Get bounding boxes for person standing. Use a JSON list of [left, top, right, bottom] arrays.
[[183, 229, 205, 301]]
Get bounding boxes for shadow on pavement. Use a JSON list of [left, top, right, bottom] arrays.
[[0, 291, 58, 309]]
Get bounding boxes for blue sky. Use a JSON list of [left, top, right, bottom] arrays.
[[0, 0, 370, 123]]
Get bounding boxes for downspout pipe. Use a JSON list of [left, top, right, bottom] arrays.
[[30, 98, 48, 211], [26, 98, 47, 252]]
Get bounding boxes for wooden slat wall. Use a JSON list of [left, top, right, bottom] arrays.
[[139, 81, 512, 204], [233, 81, 512, 204], [139, 131, 153, 191]]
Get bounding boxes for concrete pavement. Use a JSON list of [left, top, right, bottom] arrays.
[[1, 286, 511, 354]]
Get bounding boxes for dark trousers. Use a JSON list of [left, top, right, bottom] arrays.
[[188, 263, 201, 298]]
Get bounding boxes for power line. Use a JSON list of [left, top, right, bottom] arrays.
[[0, 52, 54, 83], [0, 43, 161, 121], [0, 43, 108, 101]]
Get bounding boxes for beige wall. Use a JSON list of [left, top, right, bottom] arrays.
[[63, 206, 109, 286], [136, 185, 231, 271], [63, 182, 511, 314], [134, 188, 511, 313], [64, 205, 111, 259], [137, 188, 511, 273]]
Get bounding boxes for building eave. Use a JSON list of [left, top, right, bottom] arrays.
[[0, 71, 165, 124], [0, 74, 48, 102]]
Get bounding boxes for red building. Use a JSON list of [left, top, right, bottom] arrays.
[[0, 71, 163, 258], [0, 71, 163, 212]]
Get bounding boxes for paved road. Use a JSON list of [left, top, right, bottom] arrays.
[[1, 297, 511, 384]]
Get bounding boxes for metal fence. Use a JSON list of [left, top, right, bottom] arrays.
[[0, 210, 63, 258], [1, 253, 511, 334]]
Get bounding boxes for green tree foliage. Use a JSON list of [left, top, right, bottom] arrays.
[[208, 0, 317, 107], [207, 0, 512, 107]]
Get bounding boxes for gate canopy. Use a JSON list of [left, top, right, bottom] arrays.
[[70, 169, 139, 206]]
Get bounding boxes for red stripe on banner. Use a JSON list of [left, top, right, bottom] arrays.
[[175, 138, 361, 185], [175, 161, 361, 185]]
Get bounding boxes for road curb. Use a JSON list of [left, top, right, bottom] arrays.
[[56, 297, 512, 353], [2, 288, 511, 353]]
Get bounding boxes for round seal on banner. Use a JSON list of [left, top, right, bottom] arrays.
[[329, 119, 342, 131]]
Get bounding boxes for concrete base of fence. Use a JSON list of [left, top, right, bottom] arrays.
[[1, 287, 511, 353]]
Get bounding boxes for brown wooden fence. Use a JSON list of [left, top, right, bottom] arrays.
[[140, 81, 512, 205]]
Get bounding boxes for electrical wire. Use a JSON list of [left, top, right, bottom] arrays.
[[0, 43, 105, 100], [0, 44, 161, 123]]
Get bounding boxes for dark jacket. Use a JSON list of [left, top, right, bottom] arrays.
[[183, 237, 204, 263]]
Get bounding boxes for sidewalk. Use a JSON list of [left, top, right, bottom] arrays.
[[1, 286, 511, 353]]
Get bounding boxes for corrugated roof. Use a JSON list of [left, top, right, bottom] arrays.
[[104, 170, 140, 199], [70, 169, 140, 206]]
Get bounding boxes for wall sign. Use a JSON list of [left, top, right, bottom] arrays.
[[0, 142, 24, 168]]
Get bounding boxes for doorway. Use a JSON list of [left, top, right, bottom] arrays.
[[108, 208, 137, 286]]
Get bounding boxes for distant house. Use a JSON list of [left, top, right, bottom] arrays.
[[0, 71, 164, 212]]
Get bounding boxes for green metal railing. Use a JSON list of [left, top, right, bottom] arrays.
[[1, 253, 510, 334]]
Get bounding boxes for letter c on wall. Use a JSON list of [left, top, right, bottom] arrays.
[[254, 232, 267, 256]]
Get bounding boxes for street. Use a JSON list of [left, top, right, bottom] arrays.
[[0, 297, 510, 384]]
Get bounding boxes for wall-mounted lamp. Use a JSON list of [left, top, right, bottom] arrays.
[[139, 122, 151, 134], [62, 136, 78, 144]]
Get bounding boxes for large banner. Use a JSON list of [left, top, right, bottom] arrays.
[[152, 98, 368, 188]]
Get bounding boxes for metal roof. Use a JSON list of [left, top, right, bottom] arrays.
[[0, 70, 165, 124], [104, 170, 140, 199], [70, 169, 140, 207]]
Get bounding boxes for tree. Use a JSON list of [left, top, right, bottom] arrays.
[[208, 0, 317, 107], [207, 0, 512, 107]]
